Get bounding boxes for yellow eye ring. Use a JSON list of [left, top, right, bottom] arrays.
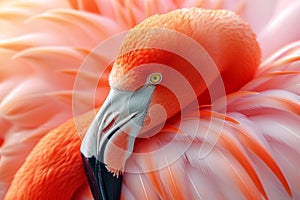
[[149, 73, 162, 85]]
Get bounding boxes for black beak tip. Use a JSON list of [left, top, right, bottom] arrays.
[[81, 153, 123, 200]]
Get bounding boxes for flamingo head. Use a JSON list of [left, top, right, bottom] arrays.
[[81, 8, 261, 200]]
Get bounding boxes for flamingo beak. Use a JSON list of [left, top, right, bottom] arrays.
[[80, 84, 156, 200]]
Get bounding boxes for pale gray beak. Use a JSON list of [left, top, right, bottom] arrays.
[[80, 83, 156, 200]]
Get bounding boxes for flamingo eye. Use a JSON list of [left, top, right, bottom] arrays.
[[149, 73, 162, 85]]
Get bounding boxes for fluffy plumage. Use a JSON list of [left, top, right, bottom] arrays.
[[1, 0, 300, 199]]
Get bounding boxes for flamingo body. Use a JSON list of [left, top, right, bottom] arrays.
[[2, 3, 300, 200]]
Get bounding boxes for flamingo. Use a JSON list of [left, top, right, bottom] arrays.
[[80, 7, 262, 200], [1, 0, 300, 200]]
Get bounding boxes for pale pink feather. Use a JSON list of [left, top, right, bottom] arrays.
[[0, 0, 300, 199]]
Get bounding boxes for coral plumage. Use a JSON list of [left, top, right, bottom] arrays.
[[1, 0, 300, 199]]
